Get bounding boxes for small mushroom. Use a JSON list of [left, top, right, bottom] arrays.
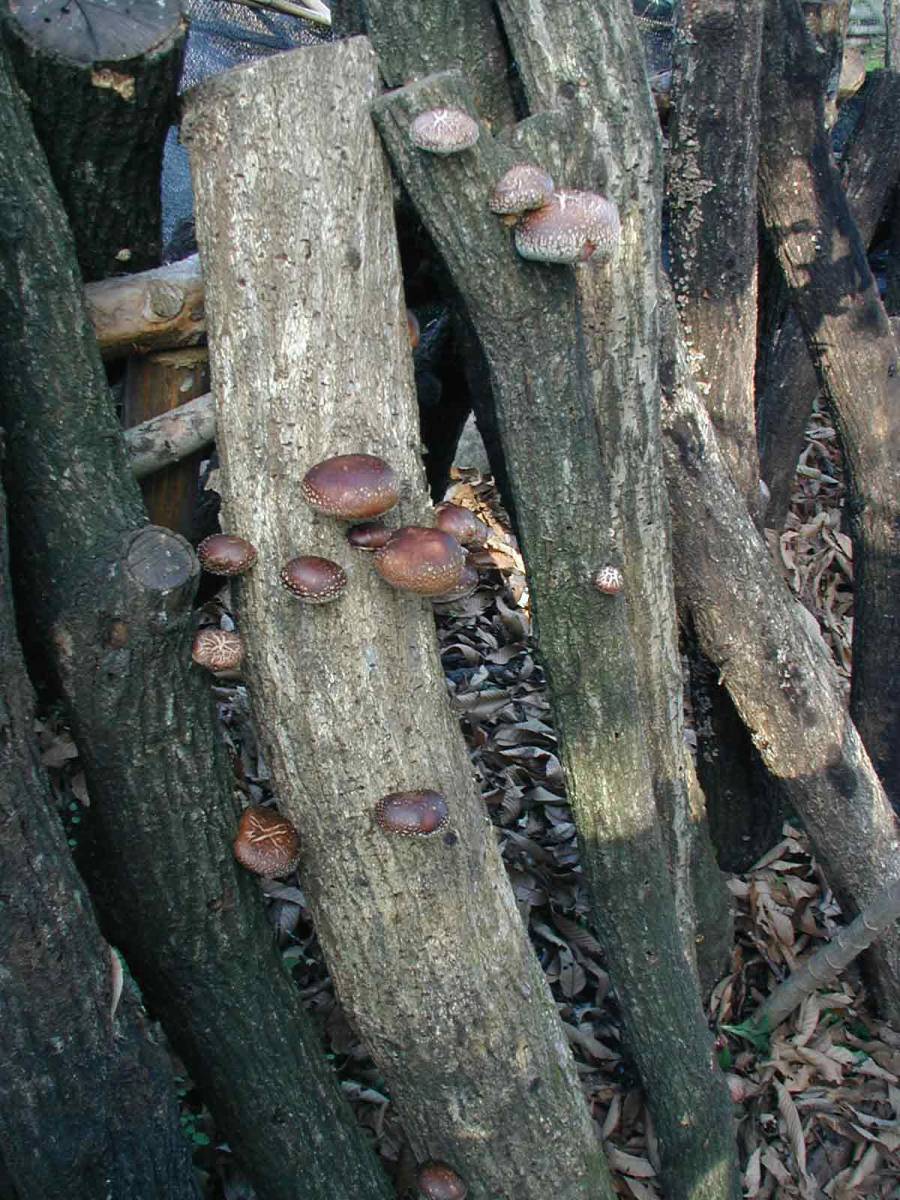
[[234, 806, 301, 877], [514, 189, 621, 265], [280, 556, 347, 603], [433, 503, 489, 548], [407, 308, 421, 351], [488, 162, 555, 217], [431, 563, 479, 604], [192, 628, 245, 672], [375, 791, 450, 837], [417, 1162, 467, 1200], [373, 526, 466, 596], [347, 520, 392, 551], [301, 454, 400, 521], [593, 565, 624, 595], [410, 107, 479, 155], [197, 534, 258, 576]]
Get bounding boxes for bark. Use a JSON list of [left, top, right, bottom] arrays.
[[359, 0, 517, 130], [373, 70, 739, 1200], [659, 281, 900, 1022], [492, 0, 733, 997], [758, 68, 900, 529], [752, 873, 900, 1033], [0, 479, 199, 1200], [183, 39, 613, 1200], [759, 0, 900, 809], [888, 0, 900, 70], [123, 348, 209, 538], [0, 44, 392, 1200], [669, 0, 763, 519], [2, 0, 184, 281], [85, 254, 206, 360], [125, 392, 215, 481]]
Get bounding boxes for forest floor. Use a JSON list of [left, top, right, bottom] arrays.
[[40, 402, 899, 1198]]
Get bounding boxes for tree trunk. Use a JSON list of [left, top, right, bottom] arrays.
[[669, 0, 763, 520], [658, 280, 900, 1022], [759, 0, 900, 810], [122, 347, 209, 538], [757, 68, 900, 530], [2, 0, 185, 280], [0, 478, 199, 1200], [885, 0, 900, 69], [373, 63, 739, 1200], [0, 43, 392, 1200], [183, 38, 614, 1200], [85, 254, 206, 360]]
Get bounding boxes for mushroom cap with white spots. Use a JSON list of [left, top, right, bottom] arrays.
[[301, 454, 399, 520], [410, 107, 479, 155], [593, 565, 625, 595], [488, 163, 555, 215], [373, 526, 466, 596], [514, 189, 621, 265], [192, 628, 245, 672], [280, 555, 347, 603]]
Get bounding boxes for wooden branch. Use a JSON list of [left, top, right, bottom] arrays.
[[2, 0, 185, 280], [373, 62, 740, 1200], [125, 392, 214, 481], [759, 0, 900, 807], [85, 255, 205, 360], [183, 39, 612, 1200], [753, 873, 900, 1033], [0, 43, 391, 1200], [659, 280, 900, 1023]]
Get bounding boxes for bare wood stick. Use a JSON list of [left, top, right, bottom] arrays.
[[753, 873, 900, 1033], [85, 255, 205, 359], [125, 393, 214, 480]]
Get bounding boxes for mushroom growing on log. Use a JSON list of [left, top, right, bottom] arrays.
[[410, 107, 479, 154], [191, 628, 245, 672], [433, 502, 489, 548], [373, 526, 465, 595], [417, 1161, 467, 1200], [514, 190, 621, 265], [197, 534, 257, 576], [280, 556, 348, 603], [301, 454, 399, 520], [234, 807, 302, 877], [374, 791, 450, 837]]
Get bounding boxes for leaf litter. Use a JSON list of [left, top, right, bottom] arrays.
[[38, 426, 898, 1197]]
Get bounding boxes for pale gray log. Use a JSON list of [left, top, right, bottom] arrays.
[[85, 254, 205, 359], [183, 39, 613, 1200], [125, 392, 214, 479]]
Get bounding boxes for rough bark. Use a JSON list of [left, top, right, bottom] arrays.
[[373, 67, 739, 1200], [183, 39, 613, 1200], [659, 281, 900, 1022], [125, 392, 215, 480], [888, 0, 900, 70], [359, 0, 517, 130], [758, 68, 900, 529], [759, 0, 900, 810], [2, 0, 184, 280], [0, 44, 392, 1200], [669, 0, 763, 519], [85, 254, 206, 360], [123, 347, 209, 538], [753, 872, 900, 1033], [492, 0, 733, 997], [0, 478, 199, 1200]]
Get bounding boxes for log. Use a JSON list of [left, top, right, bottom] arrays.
[[0, 478, 199, 1200], [183, 38, 614, 1200], [373, 61, 739, 1200], [759, 0, 900, 809], [758, 68, 900, 529], [659, 280, 900, 1022], [123, 347, 209, 537], [0, 42, 392, 1200], [125, 392, 215, 480], [85, 254, 206, 360], [2, 0, 185, 280]]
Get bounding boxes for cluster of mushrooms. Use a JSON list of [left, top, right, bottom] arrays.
[[409, 106, 621, 266]]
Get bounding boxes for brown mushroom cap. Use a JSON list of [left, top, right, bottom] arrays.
[[407, 308, 421, 351], [593, 565, 625, 595], [347, 520, 392, 551], [410, 107, 479, 155], [433, 503, 489, 548], [514, 189, 621, 265], [417, 1162, 467, 1200], [191, 628, 245, 672], [197, 534, 258, 576], [375, 791, 450, 837], [431, 563, 479, 604], [234, 806, 301, 877], [373, 526, 466, 596], [301, 454, 399, 521], [280, 556, 347, 603], [488, 162, 555, 215]]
